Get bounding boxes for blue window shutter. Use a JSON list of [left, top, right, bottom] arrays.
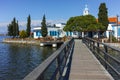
[[57, 31, 59, 37], [53, 31, 55, 36], [51, 31, 53, 36], [55, 31, 57, 36], [50, 31, 51, 36], [36, 31, 38, 36], [66, 32, 68, 36], [70, 32, 72, 36], [36, 31, 41, 37]]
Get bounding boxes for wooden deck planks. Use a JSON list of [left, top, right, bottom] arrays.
[[69, 39, 114, 80]]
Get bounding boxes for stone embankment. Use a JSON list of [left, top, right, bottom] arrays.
[[105, 43, 120, 48], [3, 38, 40, 45]]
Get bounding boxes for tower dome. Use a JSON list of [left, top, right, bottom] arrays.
[[83, 5, 89, 16]]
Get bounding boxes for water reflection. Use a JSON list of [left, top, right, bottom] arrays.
[[0, 41, 57, 80]]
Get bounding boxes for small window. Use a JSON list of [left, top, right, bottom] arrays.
[[73, 31, 77, 35]]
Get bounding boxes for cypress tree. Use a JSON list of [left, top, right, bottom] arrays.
[[16, 20, 19, 36], [8, 24, 13, 36], [98, 3, 109, 30], [12, 18, 16, 37], [41, 14, 48, 37], [7, 17, 19, 38], [26, 15, 31, 37]]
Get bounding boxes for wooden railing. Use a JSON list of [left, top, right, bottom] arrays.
[[23, 38, 74, 80], [82, 37, 120, 80]]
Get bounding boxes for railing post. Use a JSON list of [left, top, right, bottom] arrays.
[[97, 42, 100, 59], [90, 40, 92, 50], [93, 41, 95, 52], [97, 43, 99, 53], [104, 45, 108, 70], [66, 43, 70, 55], [88, 39, 89, 47], [56, 55, 62, 79], [82, 37, 84, 43]]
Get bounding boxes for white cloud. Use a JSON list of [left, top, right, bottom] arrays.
[[0, 22, 10, 27]]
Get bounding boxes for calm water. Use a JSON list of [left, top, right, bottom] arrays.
[[0, 36, 57, 80]]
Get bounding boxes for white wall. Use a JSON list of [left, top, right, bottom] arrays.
[[106, 24, 112, 38], [33, 23, 82, 38], [33, 32, 36, 38], [106, 24, 119, 39]]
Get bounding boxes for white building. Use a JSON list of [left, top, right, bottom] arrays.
[[55, 23, 66, 37], [33, 23, 66, 39], [82, 5, 120, 39], [106, 17, 120, 39]]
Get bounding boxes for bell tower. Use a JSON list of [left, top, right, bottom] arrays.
[[83, 5, 89, 16]]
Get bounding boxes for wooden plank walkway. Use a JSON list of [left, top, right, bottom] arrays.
[[69, 39, 114, 80]]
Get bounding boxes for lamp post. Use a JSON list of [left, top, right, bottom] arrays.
[[117, 15, 119, 41]]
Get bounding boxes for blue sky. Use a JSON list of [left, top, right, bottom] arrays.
[[0, 0, 120, 33]]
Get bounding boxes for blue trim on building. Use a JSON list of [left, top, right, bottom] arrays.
[[49, 31, 58, 36], [35, 30, 60, 38], [66, 32, 69, 36], [36, 31, 41, 37], [118, 28, 120, 36], [66, 32, 73, 36], [112, 26, 115, 36]]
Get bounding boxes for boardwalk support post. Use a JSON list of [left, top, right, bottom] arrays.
[[104, 45, 108, 70]]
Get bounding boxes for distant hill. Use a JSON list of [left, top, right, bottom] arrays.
[[0, 34, 6, 36]]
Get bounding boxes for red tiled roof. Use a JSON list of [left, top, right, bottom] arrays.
[[97, 17, 120, 24], [108, 17, 117, 23]]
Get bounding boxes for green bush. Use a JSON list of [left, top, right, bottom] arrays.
[[112, 36, 117, 42], [19, 30, 27, 38]]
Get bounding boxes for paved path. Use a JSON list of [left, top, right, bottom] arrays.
[[69, 40, 114, 80]]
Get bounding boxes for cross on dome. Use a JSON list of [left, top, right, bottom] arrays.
[[85, 4, 88, 9]]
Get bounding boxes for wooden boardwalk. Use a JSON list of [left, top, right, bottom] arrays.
[[69, 40, 114, 80]]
